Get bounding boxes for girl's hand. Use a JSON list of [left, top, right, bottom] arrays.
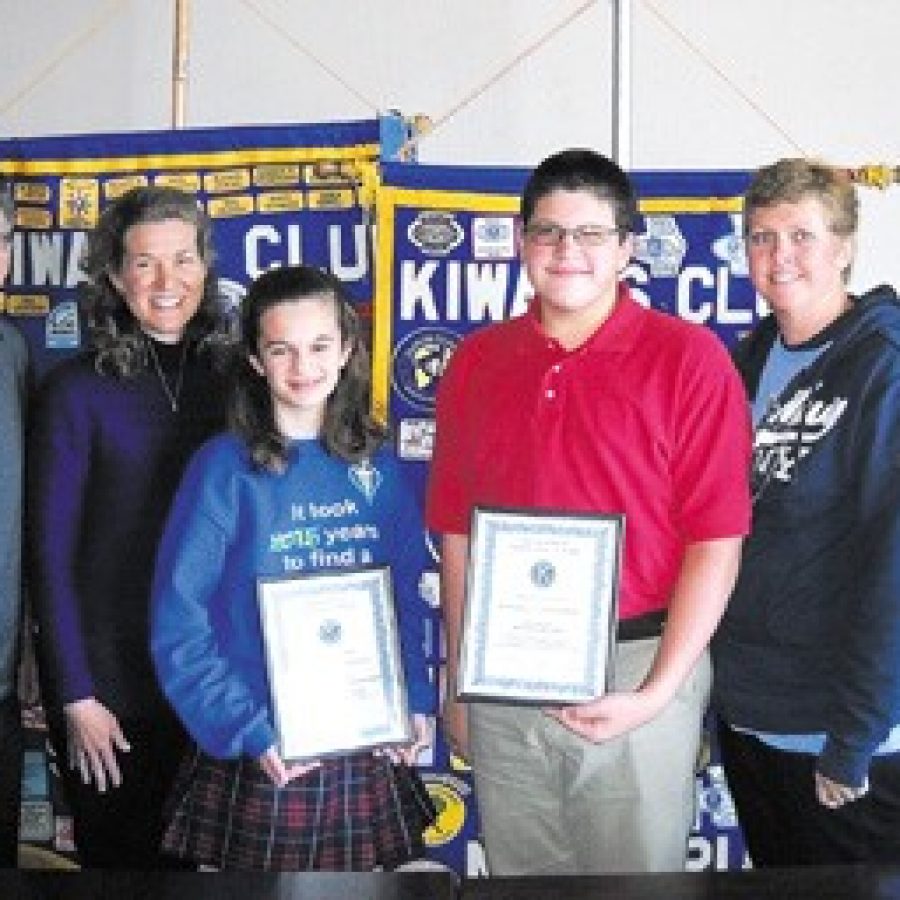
[[63, 697, 131, 793], [257, 746, 321, 788], [379, 714, 433, 766]]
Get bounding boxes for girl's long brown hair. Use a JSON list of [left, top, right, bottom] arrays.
[[230, 265, 385, 472]]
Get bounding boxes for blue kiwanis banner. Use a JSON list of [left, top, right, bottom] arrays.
[[2, 123, 758, 872], [0, 120, 381, 378], [0, 120, 383, 862], [373, 160, 760, 876]]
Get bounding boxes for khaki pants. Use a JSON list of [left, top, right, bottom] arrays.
[[469, 639, 710, 875]]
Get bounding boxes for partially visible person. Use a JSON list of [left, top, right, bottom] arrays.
[[0, 180, 30, 868], [28, 185, 231, 868], [712, 158, 900, 866], [150, 264, 435, 871], [427, 148, 751, 875]]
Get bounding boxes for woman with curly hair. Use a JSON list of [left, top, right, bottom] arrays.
[[29, 185, 232, 868]]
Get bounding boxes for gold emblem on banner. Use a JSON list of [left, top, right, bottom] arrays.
[[307, 188, 354, 209], [16, 207, 53, 230], [154, 172, 202, 192], [254, 165, 301, 188], [207, 195, 254, 218], [302, 161, 356, 184], [59, 178, 99, 229], [4, 294, 51, 316], [422, 779, 467, 848], [257, 191, 305, 214], [105, 175, 149, 200], [203, 169, 251, 194], [14, 183, 50, 203]]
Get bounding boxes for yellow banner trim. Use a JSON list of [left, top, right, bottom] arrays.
[[372, 185, 520, 422], [372, 184, 744, 420], [0, 142, 380, 177], [639, 196, 743, 214]]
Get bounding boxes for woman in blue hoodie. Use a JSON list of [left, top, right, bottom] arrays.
[[712, 158, 900, 865]]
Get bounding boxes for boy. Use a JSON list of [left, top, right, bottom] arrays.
[[427, 149, 750, 874]]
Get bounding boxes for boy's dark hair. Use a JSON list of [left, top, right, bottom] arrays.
[[231, 264, 386, 473], [521, 148, 637, 239]]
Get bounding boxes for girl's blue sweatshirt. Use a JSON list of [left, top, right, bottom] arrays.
[[151, 434, 435, 760]]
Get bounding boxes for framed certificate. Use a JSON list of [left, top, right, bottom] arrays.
[[257, 567, 412, 762], [457, 506, 624, 704]]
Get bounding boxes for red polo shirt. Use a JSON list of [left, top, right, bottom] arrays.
[[426, 285, 752, 619]]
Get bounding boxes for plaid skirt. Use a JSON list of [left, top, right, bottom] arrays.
[[160, 746, 436, 871]]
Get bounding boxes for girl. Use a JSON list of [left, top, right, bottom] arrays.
[[150, 264, 435, 870]]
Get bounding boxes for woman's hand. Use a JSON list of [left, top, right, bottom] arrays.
[[257, 746, 321, 788], [815, 770, 869, 809], [63, 697, 131, 793]]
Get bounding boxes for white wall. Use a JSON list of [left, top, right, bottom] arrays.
[[1, 0, 898, 291]]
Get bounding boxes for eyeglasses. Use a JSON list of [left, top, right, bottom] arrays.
[[746, 228, 819, 250], [525, 222, 621, 248]]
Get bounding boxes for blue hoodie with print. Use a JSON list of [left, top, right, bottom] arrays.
[[712, 284, 900, 788]]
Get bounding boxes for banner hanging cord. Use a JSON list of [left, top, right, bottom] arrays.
[[242, 0, 597, 160], [0, 0, 896, 192], [639, 0, 806, 155], [844, 165, 900, 190], [240, 0, 380, 113], [411, 0, 598, 145], [638, 3, 899, 190], [0, 0, 132, 119]]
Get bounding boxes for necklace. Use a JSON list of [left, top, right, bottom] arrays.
[[146, 339, 188, 413]]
